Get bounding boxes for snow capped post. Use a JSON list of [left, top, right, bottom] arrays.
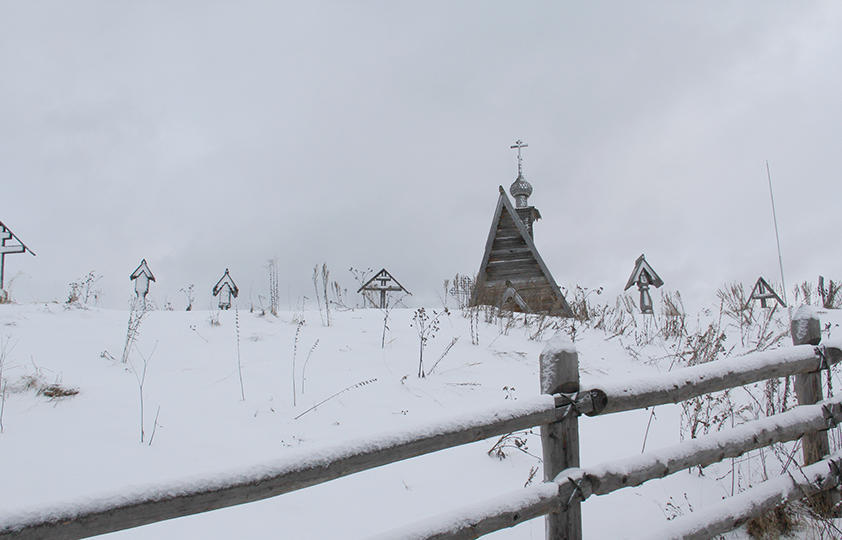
[[791, 305, 838, 515], [130, 259, 155, 307], [539, 333, 582, 540], [212, 269, 239, 310]]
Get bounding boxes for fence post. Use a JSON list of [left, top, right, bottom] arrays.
[[540, 335, 582, 540], [791, 306, 839, 515]]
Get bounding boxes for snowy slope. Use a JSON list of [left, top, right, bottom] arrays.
[[0, 302, 769, 539]]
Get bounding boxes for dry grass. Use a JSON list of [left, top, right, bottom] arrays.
[[38, 383, 79, 398], [745, 505, 798, 539], [7, 371, 78, 399]]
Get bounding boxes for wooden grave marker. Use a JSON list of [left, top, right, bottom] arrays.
[[212, 269, 239, 310], [0, 220, 35, 301], [357, 268, 410, 308], [747, 276, 786, 309], [130, 259, 156, 303], [624, 254, 663, 314]]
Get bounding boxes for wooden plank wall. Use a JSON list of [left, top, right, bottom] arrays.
[[476, 206, 563, 314]]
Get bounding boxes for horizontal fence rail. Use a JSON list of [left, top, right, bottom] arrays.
[[649, 450, 842, 540], [378, 393, 842, 539], [0, 398, 575, 539], [592, 344, 842, 415]]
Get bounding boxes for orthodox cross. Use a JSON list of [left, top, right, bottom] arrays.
[[0, 221, 35, 293], [510, 139, 528, 176], [357, 268, 410, 309]]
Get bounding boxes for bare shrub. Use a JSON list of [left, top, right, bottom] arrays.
[[379, 294, 407, 349], [121, 298, 150, 364], [745, 505, 797, 538], [528, 313, 559, 341], [0, 337, 10, 432], [426, 336, 459, 377], [291, 320, 303, 406], [235, 306, 244, 401], [567, 285, 603, 322], [681, 321, 728, 367], [411, 307, 449, 378], [448, 274, 475, 310], [312, 263, 331, 326], [677, 306, 734, 442], [294, 378, 377, 420], [300, 338, 319, 395], [593, 294, 637, 338], [349, 267, 375, 307], [660, 290, 686, 340], [487, 430, 541, 461], [818, 276, 842, 309], [4, 363, 79, 402], [793, 281, 814, 306], [330, 280, 352, 311], [39, 383, 79, 398], [127, 343, 155, 443], [66, 271, 102, 307], [208, 307, 221, 327], [267, 259, 280, 316], [179, 284, 195, 311], [467, 305, 480, 345]]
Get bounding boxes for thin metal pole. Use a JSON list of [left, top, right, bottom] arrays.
[[766, 161, 788, 307]]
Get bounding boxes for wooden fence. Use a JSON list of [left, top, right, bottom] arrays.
[[2, 307, 842, 539]]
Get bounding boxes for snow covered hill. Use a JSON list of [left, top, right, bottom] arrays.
[[0, 300, 819, 538]]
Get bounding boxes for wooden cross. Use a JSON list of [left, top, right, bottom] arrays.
[[0, 223, 34, 291], [510, 139, 528, 176], [357, 269, 410, 309]]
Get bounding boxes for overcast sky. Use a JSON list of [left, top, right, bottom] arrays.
[[2, 2, 841, 311]]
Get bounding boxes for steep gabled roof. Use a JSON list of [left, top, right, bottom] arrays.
[[357, 268, 410, 294], [130, 259, 155, 281], [213, 269, 239, 298], [0, 220, 36, 256], [624, 254, 663, 290], [748, 276, 785, 308], [473, 186, 572, 316]]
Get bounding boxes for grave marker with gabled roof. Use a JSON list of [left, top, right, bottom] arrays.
[[130, 259, 155, 301], [212, 269, 239, 310], [469, 141, 572, 317], [357, 268, 410, 308], [747, 276, 786, 309], [0, 220, 35, 300], [624, 254, 663, 314]]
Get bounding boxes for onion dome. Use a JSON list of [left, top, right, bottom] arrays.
[[510, 174, 533, 208]]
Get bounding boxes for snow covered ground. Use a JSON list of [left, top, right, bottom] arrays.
[[0, 300, 827, 538]]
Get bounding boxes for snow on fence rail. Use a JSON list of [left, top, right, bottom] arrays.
[[1, 308, 841, 539], [648, 449, 842, 540], [382, 393, 842, 539]]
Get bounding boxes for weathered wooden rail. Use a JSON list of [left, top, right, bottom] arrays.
[[2, 307, 841, 539]]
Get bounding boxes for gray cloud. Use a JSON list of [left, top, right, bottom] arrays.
[[2, 2, 841, 311]]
